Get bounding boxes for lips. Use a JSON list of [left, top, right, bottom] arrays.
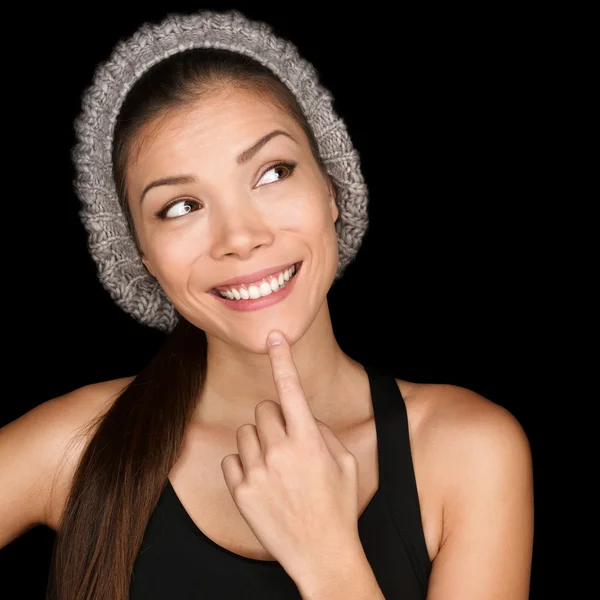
[[211, 261, 300, 292], [210, 261, 302, 311]]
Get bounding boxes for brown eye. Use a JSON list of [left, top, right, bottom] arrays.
[[158, 199, 201, 220], [256, 161, 297, 186]]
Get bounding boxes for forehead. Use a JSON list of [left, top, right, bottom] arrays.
[[129, 86, 304, 170]]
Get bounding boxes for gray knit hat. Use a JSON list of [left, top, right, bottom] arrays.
[[73, 9, 369, 333]]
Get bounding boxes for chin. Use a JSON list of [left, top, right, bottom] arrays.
[[209, 321, 306, 355]]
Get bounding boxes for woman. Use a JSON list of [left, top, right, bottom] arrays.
[[0, 9, 533, 600]]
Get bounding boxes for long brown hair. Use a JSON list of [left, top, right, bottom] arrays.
[[46, 48, 337, 600]]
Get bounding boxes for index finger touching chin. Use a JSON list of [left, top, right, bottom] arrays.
[[266, 330, 316, 435]]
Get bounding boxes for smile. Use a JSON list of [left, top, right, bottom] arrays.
[[210, 262, 302, 311]]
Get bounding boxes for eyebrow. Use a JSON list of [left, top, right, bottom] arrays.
[[236, 129, 297, 165], [139, 129, 298, 205]]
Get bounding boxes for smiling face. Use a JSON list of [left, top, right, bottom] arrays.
[[125, 86, 339, 354]]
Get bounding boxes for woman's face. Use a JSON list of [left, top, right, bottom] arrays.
[[126, 86, 339, 354]]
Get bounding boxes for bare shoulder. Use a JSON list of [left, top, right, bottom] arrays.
[[17, 377, 133, 437], [404, 380, 529, 458], [0, 376, 134, 544], [395, 378, 533, 583], [398, 378, 531, 482], [41, 377, 136, 530]]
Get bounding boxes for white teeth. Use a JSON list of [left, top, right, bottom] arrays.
[[217, 264, 298, 300]]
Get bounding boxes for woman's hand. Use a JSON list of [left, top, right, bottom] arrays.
[[220, 329, 362, 584]]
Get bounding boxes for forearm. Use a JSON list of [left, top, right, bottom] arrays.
[[295, 545, 386, 600]]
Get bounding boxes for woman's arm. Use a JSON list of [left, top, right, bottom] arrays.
[[424, 385, 534, 599], [0, 378, 131, 546], [286, 383, 533, 600], [0, 400, 57, 547]]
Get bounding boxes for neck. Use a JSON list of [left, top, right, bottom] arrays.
[[192, 300, 362, 432]]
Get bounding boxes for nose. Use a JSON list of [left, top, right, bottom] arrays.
[[210, 200, 275, 259]]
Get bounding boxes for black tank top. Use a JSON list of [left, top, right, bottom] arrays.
[[130, 365, 431, 599]]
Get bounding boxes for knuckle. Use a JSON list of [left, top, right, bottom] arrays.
[[236, 423, 255, 436], [232, 482, 250, 503], [342, 452, 359, 471], [256, 399, 275, 412], [277, 374, 296, 393], [221, 453, 236, 468], [296, 436, 323, 459], [264, 445, 288, 468], [255, 400, 277, 422]]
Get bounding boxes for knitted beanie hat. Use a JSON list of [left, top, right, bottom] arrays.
[[73, 9, 369, 333]]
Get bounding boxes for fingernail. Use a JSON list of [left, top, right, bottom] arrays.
[[267, 331, 283, 346]]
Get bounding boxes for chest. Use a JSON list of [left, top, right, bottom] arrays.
[[168, 417, 380, 562]]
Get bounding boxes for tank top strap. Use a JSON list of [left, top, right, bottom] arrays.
[[363, 363, 432, 596]]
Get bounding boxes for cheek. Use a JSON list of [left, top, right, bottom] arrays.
[[144, 227, 207, 284], [271, 185, 333, 230], [285, 191, 339, 258]]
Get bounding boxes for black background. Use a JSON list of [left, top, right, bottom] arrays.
[[1, 2, 552, 598]]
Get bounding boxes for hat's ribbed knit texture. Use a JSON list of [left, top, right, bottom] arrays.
[[73, 10, 369, 332]]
